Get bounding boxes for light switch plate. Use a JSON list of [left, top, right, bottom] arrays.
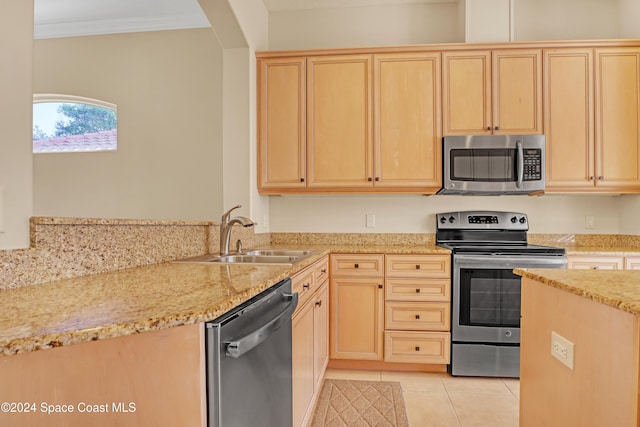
[[365, 213, 375, 228]]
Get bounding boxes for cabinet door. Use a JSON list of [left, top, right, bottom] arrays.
[[292, 300, 315, 427], [442, 50, 492, 135], [257, 58, 306, 192], [544, 49, 595, 191], [307, 55, 373, 188], [330, 277, 384, 360], [373, 53, 442, 190], [313, 281, 329, 391], [595, 48, 640, 191], [567, 255, 624, 270], [492, 49, 543, 134]]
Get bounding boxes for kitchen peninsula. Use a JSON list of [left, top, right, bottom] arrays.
[[516, 268, 640, 427]]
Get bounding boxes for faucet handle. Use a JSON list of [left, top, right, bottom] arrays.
[[221, 204, 242, 221]]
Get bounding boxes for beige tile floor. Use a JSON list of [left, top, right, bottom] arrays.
[[324, 369, 519, 427]]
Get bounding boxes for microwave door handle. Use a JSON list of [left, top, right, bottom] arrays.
[[516, 140, 524, 188]]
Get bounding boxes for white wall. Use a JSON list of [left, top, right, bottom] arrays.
[[268, 2, 463, 50], [33, 29, 224, 221], [620, 195, 640, 234], [266, 0, 634, 235], [619, 0, 640, 38], [0, 0, 33, 249], [514, 0, 620, 41], [269, 195, 623, 234]]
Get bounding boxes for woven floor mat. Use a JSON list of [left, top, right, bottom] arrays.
[[310, 379, 410, 427]]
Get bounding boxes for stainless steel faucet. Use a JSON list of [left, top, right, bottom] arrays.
[[219, 205, 255, 256]]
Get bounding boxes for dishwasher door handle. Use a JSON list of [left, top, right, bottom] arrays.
[[224, 292, 298, 358]]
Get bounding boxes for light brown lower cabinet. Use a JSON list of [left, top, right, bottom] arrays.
[[292, 257, 329, 427], [329, 253, 451, 367]]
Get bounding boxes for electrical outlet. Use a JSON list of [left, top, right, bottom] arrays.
[[366, 213, 376, 228], [551, 331, 575, 369], [585, 215, 595, 229]]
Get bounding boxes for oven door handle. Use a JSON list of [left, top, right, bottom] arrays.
[[454, 254, 567, 269], [516, 139, 524, 189]]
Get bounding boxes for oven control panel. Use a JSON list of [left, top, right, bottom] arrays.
[[436, 211, 529, 230]]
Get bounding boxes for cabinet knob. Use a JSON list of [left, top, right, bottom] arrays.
[[415, 264, 420, 270], [320, 268, 327, 274], [354, 263, 359, 269], [598, 176, 604, 180], [415, 314, 421, 320], [495, 126, 500, 131], [415, 346, 420, 352], [315, 300, 322, 307], [303, 283, 310, 290], [367, 177, 372, 182], [378, 284, 383, 289], [487, 126, 491, 131], [375, 177, 380, 181], [300, 178, 305, 182], [589, 176, 595, 181], [415, 288, 421, 293]]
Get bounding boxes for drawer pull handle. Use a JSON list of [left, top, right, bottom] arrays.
[[315, 300, 322, 307], [320, 268, 327, 274], [415, 346, 420, 352], [354, 263, 359, 269], [415, 288, 421, 293], [303, 284, 310, 290], [415, 314, 421, 320], [416, 264, 420, 270]]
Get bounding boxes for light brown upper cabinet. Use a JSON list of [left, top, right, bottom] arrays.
[[595, 48, 640, 191], [545, 47, 640, 193], [442, 49, 542, 136], [544, 49, 595, 191], [373, 53, 442, 192], [257, 57, 306, 190], [306, 54, 373, 189]]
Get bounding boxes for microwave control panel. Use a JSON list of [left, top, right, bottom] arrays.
[[523, 149, 542, 181]]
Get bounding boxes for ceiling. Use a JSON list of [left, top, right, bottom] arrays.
[[34, 0, 454, 39]]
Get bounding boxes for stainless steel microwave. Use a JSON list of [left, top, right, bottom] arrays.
[[439, 135, 546, 195]]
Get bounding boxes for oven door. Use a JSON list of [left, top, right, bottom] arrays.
[[452, 254, 566, 344]]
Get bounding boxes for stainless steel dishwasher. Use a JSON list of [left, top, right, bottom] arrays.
[[206, 278, 298, 427]]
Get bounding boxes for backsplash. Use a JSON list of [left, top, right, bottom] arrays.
[[1, 217, 269, 290], [2, 218, 638, 290]]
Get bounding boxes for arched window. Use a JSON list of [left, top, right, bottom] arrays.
[[33, 94, 117, 153]]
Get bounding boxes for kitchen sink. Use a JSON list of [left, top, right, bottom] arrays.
[[173, 249, 318, 265]]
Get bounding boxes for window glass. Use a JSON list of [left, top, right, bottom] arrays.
[[33, 94, 117, 153]]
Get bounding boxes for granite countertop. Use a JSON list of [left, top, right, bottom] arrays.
[[0, 244, 449, 356], [564, 246, 640, 256], [515, 268, 640, 316]]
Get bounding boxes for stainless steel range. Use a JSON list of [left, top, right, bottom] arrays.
[[436, 211, 567, 377]]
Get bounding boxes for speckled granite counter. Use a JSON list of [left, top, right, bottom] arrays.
[[515, 268, 640, 316], [0, 244, 448, 356], [564, 246, 640, 256]]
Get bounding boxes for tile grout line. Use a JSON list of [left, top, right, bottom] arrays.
[[441, 377, 464, 427]]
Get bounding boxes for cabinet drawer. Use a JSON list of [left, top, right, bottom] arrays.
[[385, 278, 450, 302], [385, 302, 450, 331], [314, 256, 329, 284], [625, 256, 640, 270], [292, 267, 315, 312], [385, 255, 450, 278], [330, 254, 384, 277], [567, 255, 623, 270], [384, 331, 450, 364]]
